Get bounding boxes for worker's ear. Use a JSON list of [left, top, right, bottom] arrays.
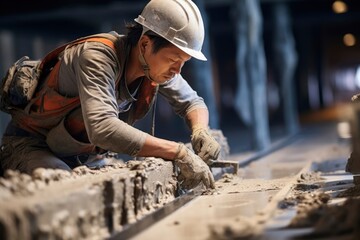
[[139, 35, 151, 52]]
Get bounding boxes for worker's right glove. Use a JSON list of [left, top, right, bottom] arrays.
[[191, 125, 220, 164], [174, 143, 215, 190]]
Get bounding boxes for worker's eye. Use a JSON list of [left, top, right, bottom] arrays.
[[168, 58, 177, 63]]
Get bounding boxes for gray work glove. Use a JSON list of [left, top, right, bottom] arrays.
[[174, 143, 215, 190], [191, 126, 221, 164]]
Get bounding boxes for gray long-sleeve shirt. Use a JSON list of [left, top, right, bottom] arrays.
[[57, 34, 207, 156]]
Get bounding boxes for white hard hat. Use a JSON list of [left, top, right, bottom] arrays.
[[135, 0, 207, 61]]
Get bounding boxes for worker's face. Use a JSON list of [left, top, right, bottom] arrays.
[[141, 36, 191, 84]]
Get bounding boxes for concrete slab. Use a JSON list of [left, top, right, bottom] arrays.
[[132, 123, 352, 240], [132, 179, 285, 240]]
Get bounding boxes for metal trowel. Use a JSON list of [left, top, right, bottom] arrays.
[[209, 160, 239, 175]]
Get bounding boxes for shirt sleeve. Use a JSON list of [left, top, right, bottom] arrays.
[[70, 43, 147, 156], [158, 74, 208, 118]]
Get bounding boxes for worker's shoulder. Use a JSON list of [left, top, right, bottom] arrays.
[[67, 31, 125, 52], [63, 32, 126, 68], [85, 31, 124, 46]]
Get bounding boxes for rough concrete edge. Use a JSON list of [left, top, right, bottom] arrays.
[[0, 159, 176, 240], [108, 190, 199, 239]]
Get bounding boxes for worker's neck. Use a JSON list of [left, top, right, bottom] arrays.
[[125, 45, 144, 85]]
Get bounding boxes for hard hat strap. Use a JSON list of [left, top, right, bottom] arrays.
[[138, 49, 152, 81]]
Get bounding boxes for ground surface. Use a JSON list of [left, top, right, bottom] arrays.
[[0, 122, 354, 239], [131, 122, 355, 240]]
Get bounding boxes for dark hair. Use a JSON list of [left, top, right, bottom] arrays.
[[125, 22, 172, 54]]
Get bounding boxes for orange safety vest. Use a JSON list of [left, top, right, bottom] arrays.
[[10, 34, 158, 144]]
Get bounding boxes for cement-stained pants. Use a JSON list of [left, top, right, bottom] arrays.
[[0, 136, 109, 175], [0, 136, 72, 174]]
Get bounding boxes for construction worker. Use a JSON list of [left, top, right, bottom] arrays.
[[0, 0, 220, 189]]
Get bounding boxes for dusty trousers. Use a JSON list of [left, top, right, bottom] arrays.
[[0, 136, 110, 175], [0, 136, 72, 174]]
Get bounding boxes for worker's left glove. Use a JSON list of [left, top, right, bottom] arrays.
[[191, 125, 220, 164], [174, 143, 215, 190]]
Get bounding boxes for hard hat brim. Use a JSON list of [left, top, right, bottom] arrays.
[[177, 44, 207, 61]]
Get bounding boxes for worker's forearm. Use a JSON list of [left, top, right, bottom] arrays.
[[136, 134, 179, 160], [186, 108, 209, 130], [136, 108, 210, 160]]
